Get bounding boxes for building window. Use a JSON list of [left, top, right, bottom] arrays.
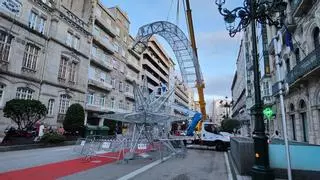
[[113, 59, 119, 69], [87, 93, 94, 105], [299, 100, 308, 142], [290, 115, 296, 141], [28, 11, 37, 30], [0, 31, 13, 62], [47, 99, 54, 115], [120, 63, 125, 73], [68, 62, 77, 83], [23, 43, 39, 70], [93, 26, 100, 36], [100, 95, 106, 107], [111, 78, 116, 89], [58, 56, 68, 80], [114, 42, 119, 53], [123, 36, 127, 43], [106, 18, 111, 26], [126, 102, 130, 110], [59, 94, 70, 114], [92, 46, 97, 57], [58, 56, 78, 82], [119, 100, 123, 109], [66, 32, 73, 47], [121, 48, 126, 57], [125, 84, 130, 92], [115, 27, 120, 36], [16, 87, 33, 100], [263, 81, 269, 96], [111, 97, 115, 108], [119, 81, 123, 92], [0, 84, 5, 105], [38, 17, 46, 34], [73, 36, 80, 50]]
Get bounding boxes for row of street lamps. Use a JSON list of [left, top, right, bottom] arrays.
[[214, 0, 287, 179]]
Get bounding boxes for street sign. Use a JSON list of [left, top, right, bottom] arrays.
[[263, 107, 274, 120]]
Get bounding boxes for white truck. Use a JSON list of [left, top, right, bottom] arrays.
[[172, 104, 231, 151], [191, 122, 231, 151]]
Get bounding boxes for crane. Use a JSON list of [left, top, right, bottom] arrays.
[[184, 0, 207, 131]]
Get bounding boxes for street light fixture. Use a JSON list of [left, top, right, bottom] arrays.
[[220, 96, 232, 119], [215, 0, 287, 180]]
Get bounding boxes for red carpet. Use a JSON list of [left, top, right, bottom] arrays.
[[0, 146, 156, 180], [0, 151, 123, 180]]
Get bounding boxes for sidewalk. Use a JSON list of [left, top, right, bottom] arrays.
[[227, 151, 286, 180]]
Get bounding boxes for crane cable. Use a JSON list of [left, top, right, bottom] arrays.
[[166, 0, 174, 21], [176, 0, 180, 26], [182, 0, 189, 38]]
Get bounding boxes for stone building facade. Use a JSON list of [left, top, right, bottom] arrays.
[[231, 40, 251, 136], [268, 0, 320, 144], [85, 2, 141, 127], [0, 0, 92, 135]]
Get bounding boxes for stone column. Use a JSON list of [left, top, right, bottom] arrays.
[[84, 111, 88, 125], [311, 108, 320, 144], [99, 118, 104, 127], [295, 113, 302, 142]]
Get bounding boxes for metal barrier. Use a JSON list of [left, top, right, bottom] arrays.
[[230, 137, 254, 175], [73, 135, 127, 161], [73, 136, 187, 163]]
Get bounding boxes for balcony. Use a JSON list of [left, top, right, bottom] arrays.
[[272, 82, 281, 96], [124, 91, 135, 100], [91, 57, 113, 71], [145, 71, 160, 85], [92, 35, 115, 54], [125, 73, 137, 83], [85, 103, 101, 112], [88, 78, 112, 91], [263, 96, 274, 106], [86, 103, 115, 113], [126, 57, 141, 72], [95, 16, 116, 38], [285, 46, 320, 86], [143, 51, 169, 75], [291, 0, 313, 17]]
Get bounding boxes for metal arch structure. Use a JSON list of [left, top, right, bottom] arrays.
[[132, 21, 203, 86]]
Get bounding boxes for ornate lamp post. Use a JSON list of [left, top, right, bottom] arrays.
[[215, 0, 287, 180]]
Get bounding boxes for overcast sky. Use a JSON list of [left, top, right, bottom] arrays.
[[102, 0, 243, 112]]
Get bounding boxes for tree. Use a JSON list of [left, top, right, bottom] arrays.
[[63, 103, 85, 135], [3, 99, 47, 130], [220, 119, 241, 133]]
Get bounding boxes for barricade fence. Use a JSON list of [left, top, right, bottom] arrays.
[[73, 136, 187, 163]]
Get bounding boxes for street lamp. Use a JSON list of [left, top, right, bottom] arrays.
[[219, 96, 232, 119], [215, 0, 287, 180]]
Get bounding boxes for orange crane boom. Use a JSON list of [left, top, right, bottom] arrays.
[[185, 0, 206, 131]]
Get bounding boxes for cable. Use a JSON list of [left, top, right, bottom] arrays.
[[166, 0, 174, 22], [182, 0, 189, 36], [176, 0, 180, 26]]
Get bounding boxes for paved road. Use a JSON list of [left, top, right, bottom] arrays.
[[130, 149, 229, 180], [0, 146, 229, 180], [0, 146, 78, 173]]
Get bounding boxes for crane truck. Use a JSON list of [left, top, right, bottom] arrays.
[[172, 104, 231, 151]]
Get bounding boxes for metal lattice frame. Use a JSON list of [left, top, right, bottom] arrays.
[[132, 21, 203, 86]]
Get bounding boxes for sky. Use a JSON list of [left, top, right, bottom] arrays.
[[102, 0, 243, 112]]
